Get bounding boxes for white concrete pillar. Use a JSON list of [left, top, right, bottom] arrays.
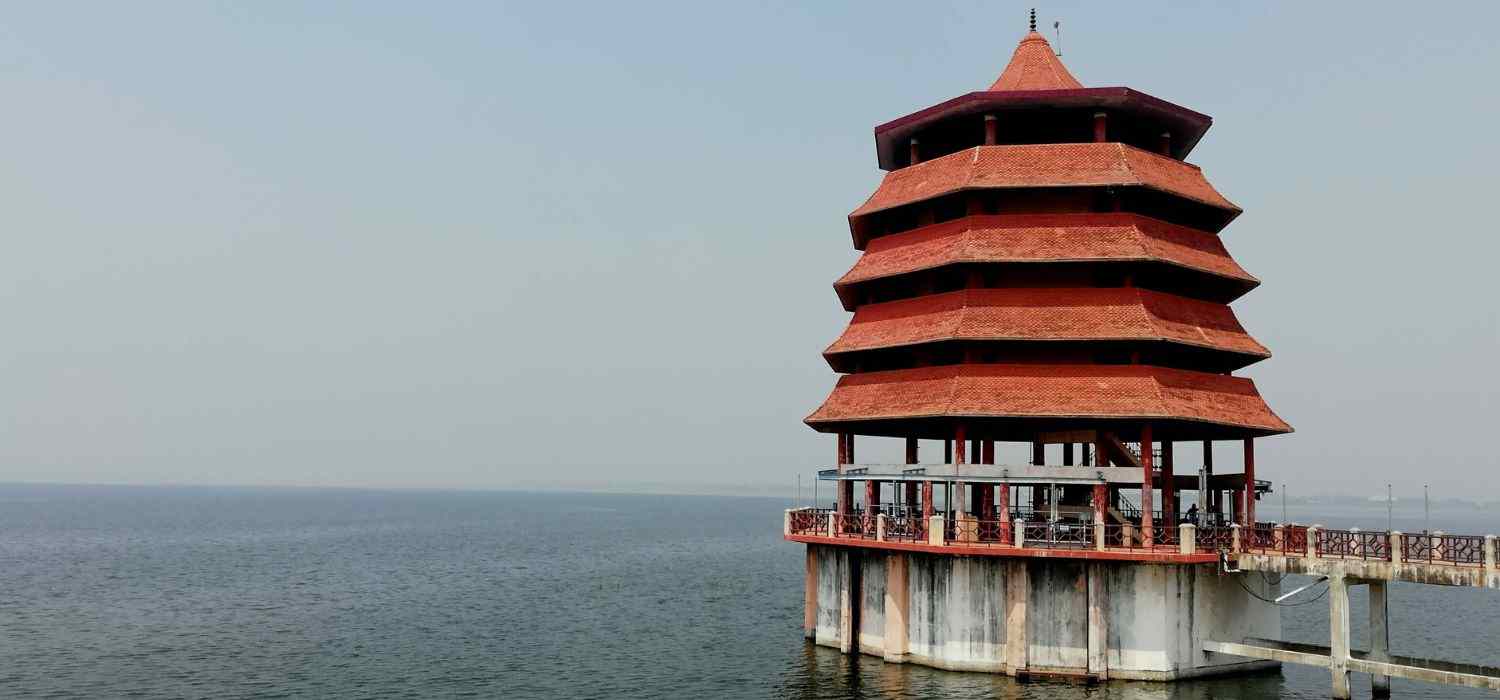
[[1087, 563, 1108, 680], [1179, 523, 1196, 555], [1094, 522, 1105, 552], [1306, 526, 1321, 561], [1015, 518, 1027, 548], [1370, 580, 1391, 697], [876, 513, 887, 542], [1486, 535, 1498, 571], [827, 512, 837, 538], [1329, 574, 1352, 699], [1390, 531, 1404, 566], [1230, 523, 1241, 553], [783, 509, 792, 537], [883, 554, 909, 663], [927, 515, 945, 547]]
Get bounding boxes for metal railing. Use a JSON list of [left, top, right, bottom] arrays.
[[788, 508, 830, 536], [884, 514, 928, 543], [1316, 529, 1391, 561], [946, 518, 1012, 547], [832, 513, 874, 540], [1023, 521, 1094, 549], [1198, 525, 1237, 552], [1403, 533, 1485, 567]]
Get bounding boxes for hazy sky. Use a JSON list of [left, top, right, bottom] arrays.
[[1, 2, 1496, 500]]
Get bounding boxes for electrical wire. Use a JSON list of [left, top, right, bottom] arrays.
[[1233, 572, 1329, 606]]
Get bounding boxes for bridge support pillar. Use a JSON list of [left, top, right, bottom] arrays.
[[1330, 573, 1352, 699], [1370, 579, 1391, 697]]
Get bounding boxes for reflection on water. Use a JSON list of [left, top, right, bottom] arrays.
[[782, 641, 1289, 699]]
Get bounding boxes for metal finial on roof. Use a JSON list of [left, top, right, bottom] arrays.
[[1029, 9, 1037, 32]]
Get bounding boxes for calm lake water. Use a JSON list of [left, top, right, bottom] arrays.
[[1, 484, 1496, 699]]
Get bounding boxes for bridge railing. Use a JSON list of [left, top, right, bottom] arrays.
[[1402, 533, 1486, 567], [1316, 528, 1391, 561]]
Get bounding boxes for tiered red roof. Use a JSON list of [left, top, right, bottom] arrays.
[[824, 287, 1268, 359], [834, 213, 1257, 296], [806, 364, 1290, 435], [806, 27, 1289, 443], [849, 143, 1240, 222]]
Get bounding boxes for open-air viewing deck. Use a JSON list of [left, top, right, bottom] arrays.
[[786, 499, 1500, 587]]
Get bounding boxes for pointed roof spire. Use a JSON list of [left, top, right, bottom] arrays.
[[988, 10, 1083, 92]]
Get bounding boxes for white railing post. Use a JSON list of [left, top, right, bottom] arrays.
[[1179, 523, 1196, 555], [1485, 535, 1497, 571], [1390, 531, 1403, 566], [877, 513, 887, 542], [928, 515, 945, 547], [1274, 524, 1285, 551], [1306, 526, 1321, 561], [1015, 519, 1027, 548], [1094, 522, 1105, 552], [1230, 523, 1241, 553], [784, 509, 792, 537], [827, 512, 837, 537]]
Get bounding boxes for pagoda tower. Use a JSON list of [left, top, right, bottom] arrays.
[[786, 14, 1291, 682]]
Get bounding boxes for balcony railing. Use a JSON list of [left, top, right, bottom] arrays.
[[1023, 521, 1093, 549]]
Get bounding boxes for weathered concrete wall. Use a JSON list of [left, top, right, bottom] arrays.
[[813, 545, 845, 648], [858, 552, 886, 654], [1104, 562, 1280, 680], [806, 544, 1279, 681], [1026, 559, 1088, 672], [905, 553, 1007, 672]]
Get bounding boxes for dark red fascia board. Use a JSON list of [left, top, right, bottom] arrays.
[[872, 88, 1213, 170]]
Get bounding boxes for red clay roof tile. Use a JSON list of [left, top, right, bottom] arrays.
[[835, 213, 1257, 289], [848, 144, 1240, 220], [824, 287, 1268, 359], [804, 364, 1291, 434], [989, 31, 1083, 92]]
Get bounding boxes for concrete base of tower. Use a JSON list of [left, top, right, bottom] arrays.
[[807, 543, 1282, 681]]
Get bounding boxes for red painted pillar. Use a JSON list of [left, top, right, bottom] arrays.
[[921, 481, 934, 519], [1030, 440, 1045, 514], [1243, 438, 1256, 526], [1140, 424, 1155, 544], [1162, 441, 1176, 525], [836, 433, 849, 517], [865, 479, 879, 532], [954, 424, 967, 517], [1093, 482, 1107, 525], [998, 481, 1012, 541], [984, 114, 998, 145], [1093, 112, 1107, 142], [982, 439, 994, 465], [904, 437, 919, 513], [1204, 440, 1219, 517]]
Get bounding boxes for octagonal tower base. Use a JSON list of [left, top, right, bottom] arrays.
[[806, 544, 1281, 681]]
